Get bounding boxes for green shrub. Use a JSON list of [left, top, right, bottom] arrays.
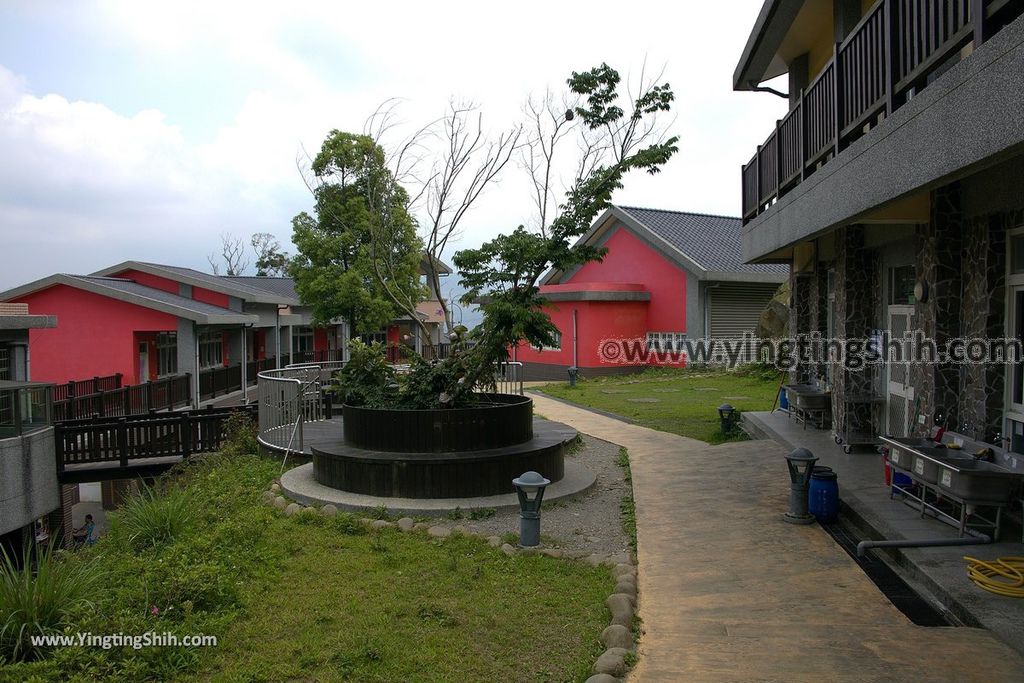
[[220, 410, 258, 456], [0, 544, 103, 662], [112, 486, 195, 551]]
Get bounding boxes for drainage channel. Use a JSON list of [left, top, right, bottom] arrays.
[[819, 521, 952, 627]]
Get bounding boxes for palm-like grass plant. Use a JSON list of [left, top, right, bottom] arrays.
[[115, 486, 195, 551], [0, 543, 102, 662]]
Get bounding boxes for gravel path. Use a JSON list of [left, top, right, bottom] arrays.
[[422, 435, 634, 557]]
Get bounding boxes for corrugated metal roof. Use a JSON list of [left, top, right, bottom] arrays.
[[617, 206, 787, 275]]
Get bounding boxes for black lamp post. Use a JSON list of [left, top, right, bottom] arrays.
[[512, 471, 551, 547], [783, 447, 818, 524], [718, 403, 737, 435]]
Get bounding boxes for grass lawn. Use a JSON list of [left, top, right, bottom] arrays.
[[538, 367, 783, 444], [3, 453, 611, 683]]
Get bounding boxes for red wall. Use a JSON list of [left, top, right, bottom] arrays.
[[14, 285, 178, 385], [192, 287, 230, 309], [570, 225, 687, 332], [114, 269, 179, 295], [517, 223, 689, 370], [113, 269, 231, 309]]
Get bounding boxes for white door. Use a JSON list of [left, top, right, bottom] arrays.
[[138, 342, 149, 383], [886, 305, 915, 436]]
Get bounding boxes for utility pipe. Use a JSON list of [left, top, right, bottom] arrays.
[[572, 309, 578, 369], [856, 530, 990, 558]]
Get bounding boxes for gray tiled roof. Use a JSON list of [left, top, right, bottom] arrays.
[[69, 276, 246, 317], [223, 276, 299, 301], [617, 206, 787, 275]]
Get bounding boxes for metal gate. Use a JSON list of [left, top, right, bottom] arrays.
[[886, 305, 915, 436]]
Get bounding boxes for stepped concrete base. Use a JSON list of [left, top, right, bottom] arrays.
[[280, 459, 596, 515]]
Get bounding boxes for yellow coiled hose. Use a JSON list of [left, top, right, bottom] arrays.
[[964, 556, 1024, 598]]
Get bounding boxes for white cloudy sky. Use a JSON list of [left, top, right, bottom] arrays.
[[0, 0, 787, 293]]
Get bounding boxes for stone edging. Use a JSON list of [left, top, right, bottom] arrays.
[[261, 480, 639, 682]]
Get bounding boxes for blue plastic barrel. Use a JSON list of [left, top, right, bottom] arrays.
[[779, 387, 789, 410], [808, 471, 839, 524]]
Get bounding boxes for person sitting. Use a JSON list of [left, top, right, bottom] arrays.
[[72, 514, 96, 547]]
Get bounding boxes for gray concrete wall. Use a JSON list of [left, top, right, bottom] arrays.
[[0, 428, 59, 536], [743, 14, 1024, 262], [685, 271, 704, 339], [176, 319, 196, 378]]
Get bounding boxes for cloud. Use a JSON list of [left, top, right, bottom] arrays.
[[1, 0, 789, 292]]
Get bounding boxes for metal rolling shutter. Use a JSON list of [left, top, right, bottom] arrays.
[[709, 282, 778, 338]]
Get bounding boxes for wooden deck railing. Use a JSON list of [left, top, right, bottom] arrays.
[[53, 374, 191, 422], [741, 0, 1021, 223], [55, 405, 257, 473]]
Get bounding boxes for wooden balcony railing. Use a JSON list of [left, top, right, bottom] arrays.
[[741, 0, 1021, 223]]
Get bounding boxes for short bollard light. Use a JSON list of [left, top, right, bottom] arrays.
[[512, 471, 551, 547], [567, 366, 579, 387], [783, 447, 819, 525], [718, 403, 737, 435]]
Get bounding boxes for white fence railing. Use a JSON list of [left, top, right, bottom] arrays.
[[494, 361, 524, 396], [257, 362, 342, 454]]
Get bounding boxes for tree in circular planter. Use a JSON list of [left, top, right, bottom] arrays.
[[302, 63, 679, 409]]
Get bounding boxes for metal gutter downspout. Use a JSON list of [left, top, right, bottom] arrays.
[[856, 529, 991, 558], [572, 309, 578, 369]]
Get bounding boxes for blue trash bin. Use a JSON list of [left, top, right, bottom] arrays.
[[808, 471, 839, 524]]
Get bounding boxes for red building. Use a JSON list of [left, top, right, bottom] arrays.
[[0, 259, 449, 405], [515, 206, 788, 379]]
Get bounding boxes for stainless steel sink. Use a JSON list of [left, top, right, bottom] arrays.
[[937, 460, 1019, 502], [880, 434, 1024, 502]]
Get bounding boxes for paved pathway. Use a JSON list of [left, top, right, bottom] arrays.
[[529, 392, 1024, 683]]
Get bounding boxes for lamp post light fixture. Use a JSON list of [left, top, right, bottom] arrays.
[[512, 471, 551, 547], [718, 403, 737, 435], [783, 447, 819, 524]]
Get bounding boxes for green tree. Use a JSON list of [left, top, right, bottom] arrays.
[[290, 131, 424, 337], [251, 232, 289, 276], [456, 63, 677, 375]]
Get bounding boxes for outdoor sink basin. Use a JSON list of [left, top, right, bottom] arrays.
[[910, 449, 972, 484], [937, 460, 1021, 503]]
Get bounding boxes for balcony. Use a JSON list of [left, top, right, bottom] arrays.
[[0, 380, 54, 438], [742, 0, 1023, 224]]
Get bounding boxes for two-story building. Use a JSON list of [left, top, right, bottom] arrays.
[[0, 303, 60, 560], [736, 0, 1024, 444]]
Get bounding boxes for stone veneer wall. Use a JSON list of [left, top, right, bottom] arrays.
[[789, 265, 814, 384], [831, 225, 880, 436], [910, 184, 964, 436], [959, 209, 1018, 442]]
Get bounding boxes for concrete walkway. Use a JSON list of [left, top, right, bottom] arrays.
[[528, 392, 1024, 683]]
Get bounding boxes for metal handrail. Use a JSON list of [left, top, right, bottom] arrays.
[[257, 361, 343, 456]]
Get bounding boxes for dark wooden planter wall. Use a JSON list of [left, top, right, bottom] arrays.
[[341, 393, 533, 453]]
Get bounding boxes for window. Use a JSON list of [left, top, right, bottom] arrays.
[[646, 332, 687, 352], [156, 332, 177, 376], [888, 265, 916, 305], [538, 330, 562, 351], [360, 330, 388, 346], [198, 329, 223, 369], [0, 345, 9, 381], [292, 326, 314, 354]]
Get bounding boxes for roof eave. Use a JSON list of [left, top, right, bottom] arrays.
[[733, 0, 806, 90], [1, 274, 258, 325], [705, 270, 788, 284], [91, 261, 294, 305]]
